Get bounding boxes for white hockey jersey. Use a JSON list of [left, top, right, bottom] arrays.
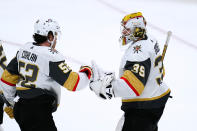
[[112, 35, 171, 110], [0, 42, 7, 73], [0, 42, 7, 93], [0, 42, 7, 124], [0, 42, 89, 108]]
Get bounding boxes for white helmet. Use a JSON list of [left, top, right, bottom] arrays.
[[34, 18, 61, 37], [34, 18, 61, 48], [119, 12, 146, 48]]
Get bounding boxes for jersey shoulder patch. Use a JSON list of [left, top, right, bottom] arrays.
[[125, 40, 150, 62]]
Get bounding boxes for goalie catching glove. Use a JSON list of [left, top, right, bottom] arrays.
[[89, 61, 115, 99]]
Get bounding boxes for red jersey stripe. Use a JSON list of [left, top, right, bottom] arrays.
[[1, 78, 16, 86], [120, 77, 140, 96], [72, 75, 80, 91]]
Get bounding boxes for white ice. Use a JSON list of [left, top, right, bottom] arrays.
[[0, 0, 197, 130]]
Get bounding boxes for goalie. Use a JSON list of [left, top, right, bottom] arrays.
[[90, 12, 171, 131]]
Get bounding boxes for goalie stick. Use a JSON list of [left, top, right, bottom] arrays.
[[0, 93, 11, 107], [162, 31, 172, 61]]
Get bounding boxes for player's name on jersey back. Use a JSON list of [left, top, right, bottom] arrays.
[[21, 50, 37, 63]]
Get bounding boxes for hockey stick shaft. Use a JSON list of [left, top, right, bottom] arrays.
[[162, 31, 172, 61], [0, 93, 11, 107]]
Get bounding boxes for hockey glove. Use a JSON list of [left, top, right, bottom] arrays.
[[79, 66, 93, 79], [90, 72, 115, 99], [4, 105, 14, 119], [89, 61, 103, 95], [90, 61, 115, 99], [99, 72, 115, 99]]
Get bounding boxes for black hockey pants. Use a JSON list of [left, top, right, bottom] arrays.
[[13, 94, 57, 131], [122, 107, 165, 131], [0, 99, 4, 124]]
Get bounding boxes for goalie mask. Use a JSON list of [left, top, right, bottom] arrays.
[[34, 18, 61, 48], [119, 12, 147, 49]]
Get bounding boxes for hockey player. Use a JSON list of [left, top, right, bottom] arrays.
[[0, 19, 92, 131], [90, 12, 171, 131], [0, 41, 7, 131]]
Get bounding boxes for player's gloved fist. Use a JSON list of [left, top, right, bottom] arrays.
[[89, 61, 102, 94], [90, 72, 115, 99], [4, 105, 14, 119], [90, 61, 115, 99], [79, 66, 93, 79], [90, 79, 102, 97], [99, 72, 115, 99]]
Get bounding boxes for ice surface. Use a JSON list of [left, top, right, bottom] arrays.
[[0, 0, 197, 130]]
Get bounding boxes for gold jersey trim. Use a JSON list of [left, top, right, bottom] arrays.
[[63, 72, 79, 91], [1, 69, 20, 85], [16, 87, 31, 90], [122, 89, 171, 102], [121, 70, 145, 96]]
